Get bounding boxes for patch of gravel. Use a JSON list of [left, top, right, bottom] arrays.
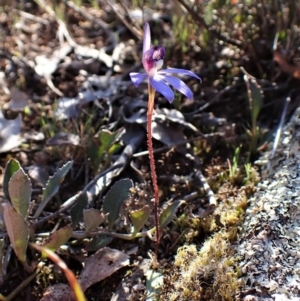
[[237, 107, 300, 301]]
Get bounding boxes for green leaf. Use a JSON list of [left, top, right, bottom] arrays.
[[103, 179, 133, 230], [3, 202, 29, 263], [145, 270, 164, 300], [43, 225, 73, 252], [85, 237, 113, 252], [8, 167, 32, 218], [278, 30, 286, 40], [34, 161, 73, 218], [70, 193, 88, 228], [3, 159, 20, 201], [159, 201, 185, 228], [241, 68, 264, 127], [130, 205, 151, 236], [83, 209, 106, 233], [87, 128, 124, 167], [248, 78, 263, 125], [107, 143, 122, 156]]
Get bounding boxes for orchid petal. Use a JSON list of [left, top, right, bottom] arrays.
[[150, 75, 174, 103], [159, 68, 201, 81], [159, 75, 194, 100], [129, 72, 148, 87], [143, 22, 151, 54]]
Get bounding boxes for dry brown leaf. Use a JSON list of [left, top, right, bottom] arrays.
[[0, 110, 23, 153], [41, 284, 75, 301], [47, 132, 80, 146], [27, 165, 49, 186], [111, 259, 151, 301], [79, 247, 130, 292], [7, 88, 28, 111]]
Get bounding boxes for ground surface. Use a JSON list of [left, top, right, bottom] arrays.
[[0, 1, 300, 300]]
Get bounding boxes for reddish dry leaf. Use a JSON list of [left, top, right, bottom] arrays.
[[273, 51, 300, 79], [41, 284, 75, 301], [79, 247, 130, 292], [3, 202, 29, 263], [83, 208, 106, 233]]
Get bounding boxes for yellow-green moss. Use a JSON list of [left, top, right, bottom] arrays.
[[158, 166, 256, 300], [160, 231, 242, 301]]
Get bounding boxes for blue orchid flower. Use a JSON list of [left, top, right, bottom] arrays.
[[129, 22, 201, 103]]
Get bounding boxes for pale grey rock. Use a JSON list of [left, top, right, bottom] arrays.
[[237, 107, 300, 301]]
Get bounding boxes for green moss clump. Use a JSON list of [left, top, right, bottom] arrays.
[[160, 231, 242, 301]]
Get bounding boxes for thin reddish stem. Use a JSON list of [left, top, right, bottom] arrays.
[[30, 243, 86, 301], [147, 83, 160, 252]]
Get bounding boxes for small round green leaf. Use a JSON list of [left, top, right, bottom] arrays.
[[103, 179, 133, 230], [85, 237, 113, 252], [70, 192, 88, 228], [159, 201, 185, 228], [146, 270, 164, 300], [129, 205, 151, 236]]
